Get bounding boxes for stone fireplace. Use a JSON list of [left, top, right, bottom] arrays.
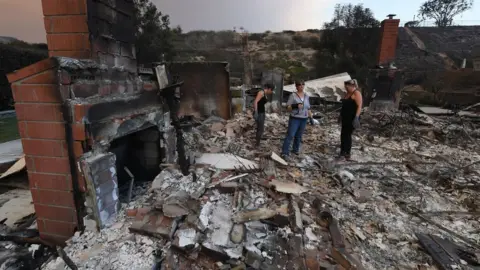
[[6, 0, 175, 243]]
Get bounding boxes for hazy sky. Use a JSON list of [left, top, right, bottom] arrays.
[[0, 0, 478, 43]]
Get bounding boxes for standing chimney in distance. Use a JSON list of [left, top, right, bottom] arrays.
[[377, 14, 400, 66]]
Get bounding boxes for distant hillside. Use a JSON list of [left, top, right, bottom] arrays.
[[172, 30, 322, 81], [0, 36, 19, 44]]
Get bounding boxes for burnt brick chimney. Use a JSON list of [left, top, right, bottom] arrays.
[[6, 0, 147, 244], [377, 14, 400, 65], [42, 0, 137, 72]]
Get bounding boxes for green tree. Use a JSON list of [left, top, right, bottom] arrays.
[[323, 4, 380, 29], [418, 0, 473, 27], [133, 0, 181, 64], [314, 4, 380, 84]]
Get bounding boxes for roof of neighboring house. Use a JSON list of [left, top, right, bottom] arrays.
[[283, 72, 351, 102]]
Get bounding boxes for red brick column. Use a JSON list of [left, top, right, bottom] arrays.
[[6, 0, 138, 243], [377, 18, 400, 65], [7, 59, 78, 243], [42, 0, 91, 59]]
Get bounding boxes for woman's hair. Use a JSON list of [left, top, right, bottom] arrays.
[[344, 79, 358, 87], [295, 79, 305, 86], [264, 83, 275, 90]]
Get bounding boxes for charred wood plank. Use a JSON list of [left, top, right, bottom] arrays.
[[415, 233, 456, 270]]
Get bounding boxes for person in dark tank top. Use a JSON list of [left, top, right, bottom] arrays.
[[338, 79, 363, 161], [253, 83, 275, 146]]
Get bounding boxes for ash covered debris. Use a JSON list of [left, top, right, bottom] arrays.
[[42, 107, 480, 270]]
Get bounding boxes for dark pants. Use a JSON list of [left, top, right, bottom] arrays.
[[340, 121, 354, 156], [255, 113, 265, 145], [282, 117, 307, 156]]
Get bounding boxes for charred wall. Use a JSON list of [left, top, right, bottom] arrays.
[[166, 62, 231, 119], [43, 0, 137, 72]]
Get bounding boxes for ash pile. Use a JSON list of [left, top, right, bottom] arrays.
[[44, 108, 480, 270]]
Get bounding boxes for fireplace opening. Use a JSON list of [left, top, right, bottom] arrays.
[[108, 127, 164, 202]]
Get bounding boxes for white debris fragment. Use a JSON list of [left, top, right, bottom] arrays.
[[178, 228, 197, 247], [271, 152, 288, 165], [337, 170, 355, 183], [269, 179, 309, 194], [209, 201, 233, 247], [28, 244, 40, 257], [305, 227, 319, 242], [195, 153, 258, 170], [225, 246, 243, 259], [199, 202, 213, 228]]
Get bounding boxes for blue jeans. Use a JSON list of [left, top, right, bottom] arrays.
[[282, 117, 307, 156]]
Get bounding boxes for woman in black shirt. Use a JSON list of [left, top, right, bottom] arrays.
[[253, 83, 275, 146]]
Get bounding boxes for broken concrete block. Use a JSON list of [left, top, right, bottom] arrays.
[[83, 216, 98, 232], [215, 182, 243, 193], [162, 190, 195, 217], [229, 223, 246, 244], [271, 152, 287, 166], [269, 179, 309, 194], [200, 243, 230, 262], [232, 208, 277, 223], [174, 228, 197, 248], [336, 170, 355, 186], [224, 246, 243, 259], [210, 122, 225, 132], [245, 251, 264, 269], [226, 127, 235, 138], [129, 221, 170, 240], [286, 235, 306, 269], [195, 153, 258, 170], [208, 173, 248, 189], [290, 198, 303, 232]]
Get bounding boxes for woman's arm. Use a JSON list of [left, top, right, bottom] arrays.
[[253, 91, 263, 112], [354, 91, 363, 116], [306, 96, 312, 117], [286, 94, 294, 112]]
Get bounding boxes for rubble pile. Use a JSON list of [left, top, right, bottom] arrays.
[[360, 108, 480, 149], [44, 109, 480, 270]]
